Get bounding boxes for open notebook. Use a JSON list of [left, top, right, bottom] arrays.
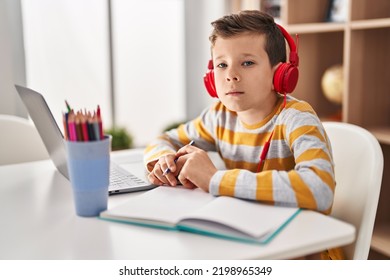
[[15, 85, 155, 194], [100, 186, 301, 244]]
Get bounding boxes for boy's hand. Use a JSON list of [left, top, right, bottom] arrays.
[[148, 153, 178, 186], [175, 145, 218, 192]]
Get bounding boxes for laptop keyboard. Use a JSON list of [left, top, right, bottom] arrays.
[[109, 162, 152, 194]]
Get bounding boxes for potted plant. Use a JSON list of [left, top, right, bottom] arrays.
[[104, 127, 133, 151]]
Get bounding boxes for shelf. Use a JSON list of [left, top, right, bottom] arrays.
[[287, 17, 390, 34], [351, 0, 390, 21], [286, 22, 345, 34], [284, 0, 330, 25], [371, 225, 390, 257], [350, 18, 390, 30]]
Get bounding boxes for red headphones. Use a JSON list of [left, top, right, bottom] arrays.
[[204, 24, 299, 98]]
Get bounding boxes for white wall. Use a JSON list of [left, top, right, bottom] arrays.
[[112, 0, 186, 146], [1, 0, 228, 147], [184, 0, 227, 120], [21, 0, 187, 147], [0, 0, 27, 118], [21, 0, 111, 136]]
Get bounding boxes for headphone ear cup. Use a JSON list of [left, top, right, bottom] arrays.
[[273, 63, 299, 94], [204, 65, 218, 98]]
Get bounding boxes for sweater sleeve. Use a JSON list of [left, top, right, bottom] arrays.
[[209, 107, 335, 214], [143, 104, 219, 172]]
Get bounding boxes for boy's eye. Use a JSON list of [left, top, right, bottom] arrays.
[[216, 63, 227, 68], [242, 61, 254, 66]]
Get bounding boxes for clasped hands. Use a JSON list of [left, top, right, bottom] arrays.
[[148, 145, 218, 192]]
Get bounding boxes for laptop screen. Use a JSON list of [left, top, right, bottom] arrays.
[[15, 85, 69, 179]]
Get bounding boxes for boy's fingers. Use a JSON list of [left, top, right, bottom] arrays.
[[177, 169, 196, 189], [148, 172, 162, 185], [176, 145, 197, 157], [165, 154, 177, 172], [165, 173, 178, 186], [153, 163, 170, 185], [178, 176, 191, 188]]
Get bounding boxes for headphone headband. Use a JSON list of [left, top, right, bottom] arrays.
[[276, 24, 299, 67]]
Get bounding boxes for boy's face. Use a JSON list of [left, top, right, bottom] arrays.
[[212, 33, 278, 120]]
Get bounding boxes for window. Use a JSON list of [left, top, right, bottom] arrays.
[[21, 0, 185, 146]]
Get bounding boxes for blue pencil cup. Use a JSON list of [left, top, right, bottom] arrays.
[[65, 135, 111, 217]]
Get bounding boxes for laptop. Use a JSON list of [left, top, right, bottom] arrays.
[[15, 85, 155, 194]]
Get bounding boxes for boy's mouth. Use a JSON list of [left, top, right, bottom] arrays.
[[226, 91, 244, 96]]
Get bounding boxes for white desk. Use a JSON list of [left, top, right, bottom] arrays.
[[0, 149, 355, 259]]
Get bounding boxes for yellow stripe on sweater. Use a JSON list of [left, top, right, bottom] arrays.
[[286, 99, 315, 112], [217, 126, 271, 146], [177, 124, 191, 144], [264, 156, 295, 171], [223, 158, 258, 171], [289, 125, 326, 147], [288, 172, 317, 209], [272, 124, 286, 140], [310, 166, 336, 192], [296, 148, 331, 163], [219, 169, 240, 196], [223, 155, 295, 172], [193, 118, 215, 144], [144, 144, 158, 154]]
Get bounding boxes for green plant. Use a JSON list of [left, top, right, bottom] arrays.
[[162, 120, 187, 132], [105, 127, 133, 151]]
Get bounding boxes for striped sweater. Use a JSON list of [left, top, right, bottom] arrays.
[[144, 94, 335, 214]]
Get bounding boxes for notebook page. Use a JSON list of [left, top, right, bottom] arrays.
[[101, 186, 215, 226], [179, 196, 299, 238]]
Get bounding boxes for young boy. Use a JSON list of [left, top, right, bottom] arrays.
[[144, 10, 335, 216]]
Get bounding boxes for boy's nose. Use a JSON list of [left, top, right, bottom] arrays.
[[226, 74, 240, 82]]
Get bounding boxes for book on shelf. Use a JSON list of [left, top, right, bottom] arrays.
[[99, 186, 301, 244]]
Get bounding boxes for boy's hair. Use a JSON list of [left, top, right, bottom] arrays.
[[209, 10, 286, 67]]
